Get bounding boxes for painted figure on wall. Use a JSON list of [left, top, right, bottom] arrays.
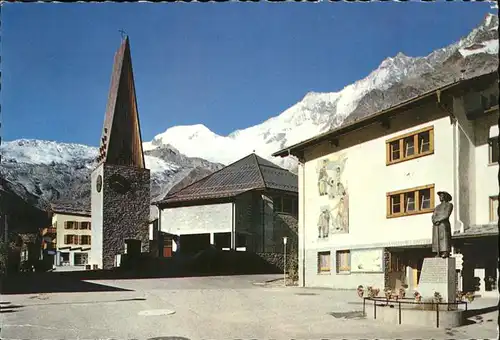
[[317, 206, 332, 238], [431, 191, 453, 258], [318, 160, 329, 196], [316, 155, 349, 238], [332, 195, 349, 232]]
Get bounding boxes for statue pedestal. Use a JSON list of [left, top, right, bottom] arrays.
[[418, 257, 457, 310]]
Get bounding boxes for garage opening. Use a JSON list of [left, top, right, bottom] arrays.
[[180, 233, 210, 254], [214, 232, 231, 250]]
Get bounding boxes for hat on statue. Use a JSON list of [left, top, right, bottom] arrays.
[[437, 191, 452, 202]]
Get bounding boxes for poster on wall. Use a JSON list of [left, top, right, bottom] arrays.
[[351, 248, 384, 273]]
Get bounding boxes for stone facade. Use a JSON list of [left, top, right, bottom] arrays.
[[254, 213, 299, 275], [256, 252, 285, 271], [91, 164, 150, 269]]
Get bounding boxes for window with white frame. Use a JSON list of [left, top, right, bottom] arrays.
[[318, 251, 331, 273], [336, 250, 351, 274]]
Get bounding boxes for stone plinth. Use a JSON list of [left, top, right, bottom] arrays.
[[418, 257, 456, 310]]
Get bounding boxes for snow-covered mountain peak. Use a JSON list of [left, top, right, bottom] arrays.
[[154, 124, 218, 142], [2, 14, 498, 209], [138, 14, 498, 168], [483, 12, 498, 29], [1, 139, 98, 165]]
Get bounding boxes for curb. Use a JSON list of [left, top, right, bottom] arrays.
[[252, 277, 285, 286]]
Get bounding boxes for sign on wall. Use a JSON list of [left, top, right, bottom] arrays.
[[350, 248, 384, 273]]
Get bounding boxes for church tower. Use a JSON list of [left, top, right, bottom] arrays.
[[90, 36, 150, 269]]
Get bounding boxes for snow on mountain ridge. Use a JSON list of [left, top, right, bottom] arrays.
[[1, 139, 180, 174], [1, 139, 98, 165], [147, 14, 498, 167], [1, 14, 497, 211]]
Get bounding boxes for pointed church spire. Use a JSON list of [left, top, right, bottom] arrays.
[[97, 35, 146, 168]]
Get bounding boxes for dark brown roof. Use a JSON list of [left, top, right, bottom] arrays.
[[156, 153, 297, 207], [272, 71, 499, 158], [453, 223, 499, 239], [50, 203, 91, 217]]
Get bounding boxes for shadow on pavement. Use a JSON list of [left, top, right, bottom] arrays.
[[1, 249, 283, 294], [0, 272, 133, 295], [461, 305, 499, 325], [0, 303, 24, 314], [54, 249, 282, 281]]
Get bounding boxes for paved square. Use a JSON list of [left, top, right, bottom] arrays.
[[1, 274, 497, 339]]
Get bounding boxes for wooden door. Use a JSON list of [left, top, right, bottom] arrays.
[[163, 237, 173, 258]]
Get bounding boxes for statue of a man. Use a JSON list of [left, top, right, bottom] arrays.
[[431, 191, 453, 258]]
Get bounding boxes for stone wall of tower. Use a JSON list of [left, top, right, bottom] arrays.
[[96, 164, 150, 269], [90, 164, 104, 268]]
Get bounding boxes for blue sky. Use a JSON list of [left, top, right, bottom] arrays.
[[2, 2, 494, 147]]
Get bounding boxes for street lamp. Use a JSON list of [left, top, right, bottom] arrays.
[[283, 236, 288, 287]]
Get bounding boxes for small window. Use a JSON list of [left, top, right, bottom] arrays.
[[488, 137, 499, 164], [79, 222, 91, 230], [418, 130, 431, 153], [318, 252, 331, 273], [64, 221, 75, 230], [490, 196, 499, 222], [386, 127, 434, 165], [390, 195, 401, 215], [389, 141, 400, 161], [283, 198, 293, 214], [64, 235, 76, 244], [419, 189, 432, 210], [273, 197, 282, 212], [387, 185, 435, 218], [403, 136, 415, 157], [80, 235, 91, 245], [336, 250, 351, 273], [404, 192, 416, 213]]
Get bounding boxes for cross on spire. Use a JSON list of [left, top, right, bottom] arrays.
[[119, 29, 127, 40]]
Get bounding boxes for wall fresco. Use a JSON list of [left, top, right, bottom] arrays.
[[316, 155, 349, 238]]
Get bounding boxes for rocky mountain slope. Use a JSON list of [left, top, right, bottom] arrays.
[[144, 13, 498, 170], [0, 140, 224, 210], [1, 13, 498, 210]]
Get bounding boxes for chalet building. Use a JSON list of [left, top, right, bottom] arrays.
[[272, 71, 499, 297], [43, 204, 92, 268], [154, 153, 298, 258]]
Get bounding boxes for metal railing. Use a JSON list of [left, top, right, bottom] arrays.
[[362, 296, 468, 328]]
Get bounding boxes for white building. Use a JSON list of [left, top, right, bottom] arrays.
[[154, 153, 298, 260], [272, 71, 498, 296], [43, 205, 92, 268]]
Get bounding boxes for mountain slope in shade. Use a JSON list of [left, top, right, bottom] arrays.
[[145, 13, 498, 169], [1, 13, 498, 209], [0, 139, 224, 211]]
